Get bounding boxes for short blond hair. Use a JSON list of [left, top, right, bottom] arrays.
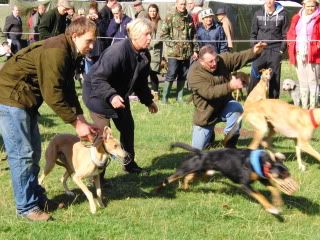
[[127, 18, 152, 40]]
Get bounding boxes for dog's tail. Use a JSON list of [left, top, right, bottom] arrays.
[[223, 114, 243, 145], [170, 142, 202, 156]]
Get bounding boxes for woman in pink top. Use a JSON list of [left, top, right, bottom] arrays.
[[287, 0, 320, 109]]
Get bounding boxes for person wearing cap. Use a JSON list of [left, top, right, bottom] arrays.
[[38, 0, 73, 40], [187, 42, 267, 150], [215, 7, 234, 51], [161, 0, 198, 103], [248, 0, 289, 99], [0, 17, 98, 221], [196, 8, 228, 53], [133, 0, 148, 19]]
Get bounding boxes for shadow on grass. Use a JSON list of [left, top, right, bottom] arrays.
[[195, 181, 320, 217], [47, 151, 199, 210], [47, 147, 320, 215]]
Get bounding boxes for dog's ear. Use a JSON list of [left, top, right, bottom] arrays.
[[260, 150, 276, 163], [291, 81, 297, 90], [103, 126, 112, 141], [259, 68, 266, 73]]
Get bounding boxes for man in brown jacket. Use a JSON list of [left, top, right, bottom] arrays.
[[0, 17, 98, 222], [187, 42, 266, 150]]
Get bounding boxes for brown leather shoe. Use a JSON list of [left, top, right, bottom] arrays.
[[23, 208, 53, 222]]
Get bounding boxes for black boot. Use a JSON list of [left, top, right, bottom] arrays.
[[124, 161, 149, 176], [223, 134, 239, 148]]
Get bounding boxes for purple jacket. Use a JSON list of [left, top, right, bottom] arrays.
[[107, 15, 132, 44]]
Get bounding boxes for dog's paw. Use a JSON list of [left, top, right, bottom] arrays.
[[266, 206, 280, 215], [299, 164, 306, 172], [90, 207, 97, 214], [95, 198, 105, 208]]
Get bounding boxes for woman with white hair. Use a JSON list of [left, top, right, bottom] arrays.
[[287, 0, 320, 109], [82, 18, 158, 178]]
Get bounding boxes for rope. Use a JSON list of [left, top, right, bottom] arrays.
[[1, 31, 320, 43]]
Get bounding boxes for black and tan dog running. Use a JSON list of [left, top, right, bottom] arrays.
[[156, 142, 299, 215]]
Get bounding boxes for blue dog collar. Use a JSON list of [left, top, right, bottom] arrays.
[[250, 150, 267, 179]]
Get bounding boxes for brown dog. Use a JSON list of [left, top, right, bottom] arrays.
[[244, 68, 272, 107], [39, 127, 127, 214], [243, 99, 320, 171]]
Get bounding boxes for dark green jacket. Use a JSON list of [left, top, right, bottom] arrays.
[[0, 34, 83, 123], [187, 48, 257, 126], [38, 8, 67, 40]]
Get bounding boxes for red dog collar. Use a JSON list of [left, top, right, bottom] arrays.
[[309, 109, 319, 129]]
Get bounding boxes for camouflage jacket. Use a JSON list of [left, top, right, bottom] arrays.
[[161, 9, 198, 60]]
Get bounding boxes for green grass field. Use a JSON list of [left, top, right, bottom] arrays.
[[1, 61, 320, 240]]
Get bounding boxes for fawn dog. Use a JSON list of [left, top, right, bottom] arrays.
[[239, 99, 320, 171], [157, 143, 298, 215], [39, 127, 127, 214], [223, 68, 272, 146], [244, 68, 272, 107]]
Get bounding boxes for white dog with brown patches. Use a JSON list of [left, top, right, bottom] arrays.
[[39, 127, 127, 214]]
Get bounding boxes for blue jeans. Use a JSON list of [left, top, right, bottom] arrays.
[[192, 100, 243, 150], [165, 58, 190, 82], [0, 104, 46, 215]]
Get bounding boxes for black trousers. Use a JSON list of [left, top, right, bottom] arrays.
[[248, 47, 282, 99], [90, 108, 136, 176]]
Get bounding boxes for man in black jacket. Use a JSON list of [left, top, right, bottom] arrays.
[[3, 5, 24, 54], [248, 0, 289, 98], [83, 18, 158, 177]]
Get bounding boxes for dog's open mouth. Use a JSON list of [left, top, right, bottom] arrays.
[[270, 176, 299, 195]]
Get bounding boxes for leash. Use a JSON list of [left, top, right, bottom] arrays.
[[309, 109, 319, 129], [250, 150, 269, 179], [80, 133, 99, 147]]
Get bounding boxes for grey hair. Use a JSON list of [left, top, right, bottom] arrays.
[[199, 45, 217, 60], [127, 18, 152, 40]]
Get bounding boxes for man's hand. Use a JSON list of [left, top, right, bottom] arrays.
[[148, 102, 158, 114], [110, 95, 125, 109], [229, 76, 244, 90], [115, 16, 121, 24], [72, 115, 99, 142], [253, 41, 267, 55], [191, 52, 198, 61]]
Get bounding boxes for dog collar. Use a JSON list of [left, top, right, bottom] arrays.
[[90, 147, 109, 168], [309, 109, 319, 129], [250, 150, 267, 179]]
